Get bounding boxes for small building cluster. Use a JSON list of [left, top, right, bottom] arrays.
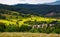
[[28, 21, 57, 29]]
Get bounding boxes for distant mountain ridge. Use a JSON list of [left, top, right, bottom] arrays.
[[0, 4, 60, 18], [45, 0, 60, 5]]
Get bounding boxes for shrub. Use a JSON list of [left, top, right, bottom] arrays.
[[52, 28, 60, 34], [19, 25, 32, 32], [5, 24, 19, 32], [29, 28, 39, 33], [0, 22, 6, 32]]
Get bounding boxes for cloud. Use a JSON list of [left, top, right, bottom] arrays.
[[25, 0, 56, 4], [0, 0, 57, 5]]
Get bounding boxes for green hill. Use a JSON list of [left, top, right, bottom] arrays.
[[0, 9, 59, 26], [0, 7, 60, 33]]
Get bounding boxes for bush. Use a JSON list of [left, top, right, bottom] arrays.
[[5, 24, 19, 32], [52, 28, 60, 34], [0, 22, 6, 32], [29, 28, 39, 33], [38, 28, 44, 33], [19, 25, 32, 32]]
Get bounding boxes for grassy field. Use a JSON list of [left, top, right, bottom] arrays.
[[0, 16, 57, 26], [0, 32, 60, 37]]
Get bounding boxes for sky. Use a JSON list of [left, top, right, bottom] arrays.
[[0, 0, 57, 5]]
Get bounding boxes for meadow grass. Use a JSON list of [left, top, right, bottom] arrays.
[[0, 32, 60, 37], [0, 16, 57, 26]]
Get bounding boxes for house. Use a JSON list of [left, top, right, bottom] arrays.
[[48, 21, 58, 27]]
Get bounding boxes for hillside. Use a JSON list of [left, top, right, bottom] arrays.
[[0, 9, 57, 25], [0, 4, 60, 17], [0, 4, 60, 33]]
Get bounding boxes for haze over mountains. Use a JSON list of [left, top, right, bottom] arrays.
[[0, 0, 60, 5], [0, 0, 56, 5], [46, 0, 60, 5]]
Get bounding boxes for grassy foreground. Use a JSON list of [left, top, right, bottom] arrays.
[[0, 32, 60, 37]]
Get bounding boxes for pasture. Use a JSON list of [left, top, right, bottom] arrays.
[[0, 32, 60, 37]]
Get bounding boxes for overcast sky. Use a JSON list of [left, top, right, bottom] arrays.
[[0, 0, 57, 5]]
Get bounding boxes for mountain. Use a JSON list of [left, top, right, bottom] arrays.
[[45, 1, 60, 5], [45, 11, 60, 18], [0, 4, 60, 17]]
